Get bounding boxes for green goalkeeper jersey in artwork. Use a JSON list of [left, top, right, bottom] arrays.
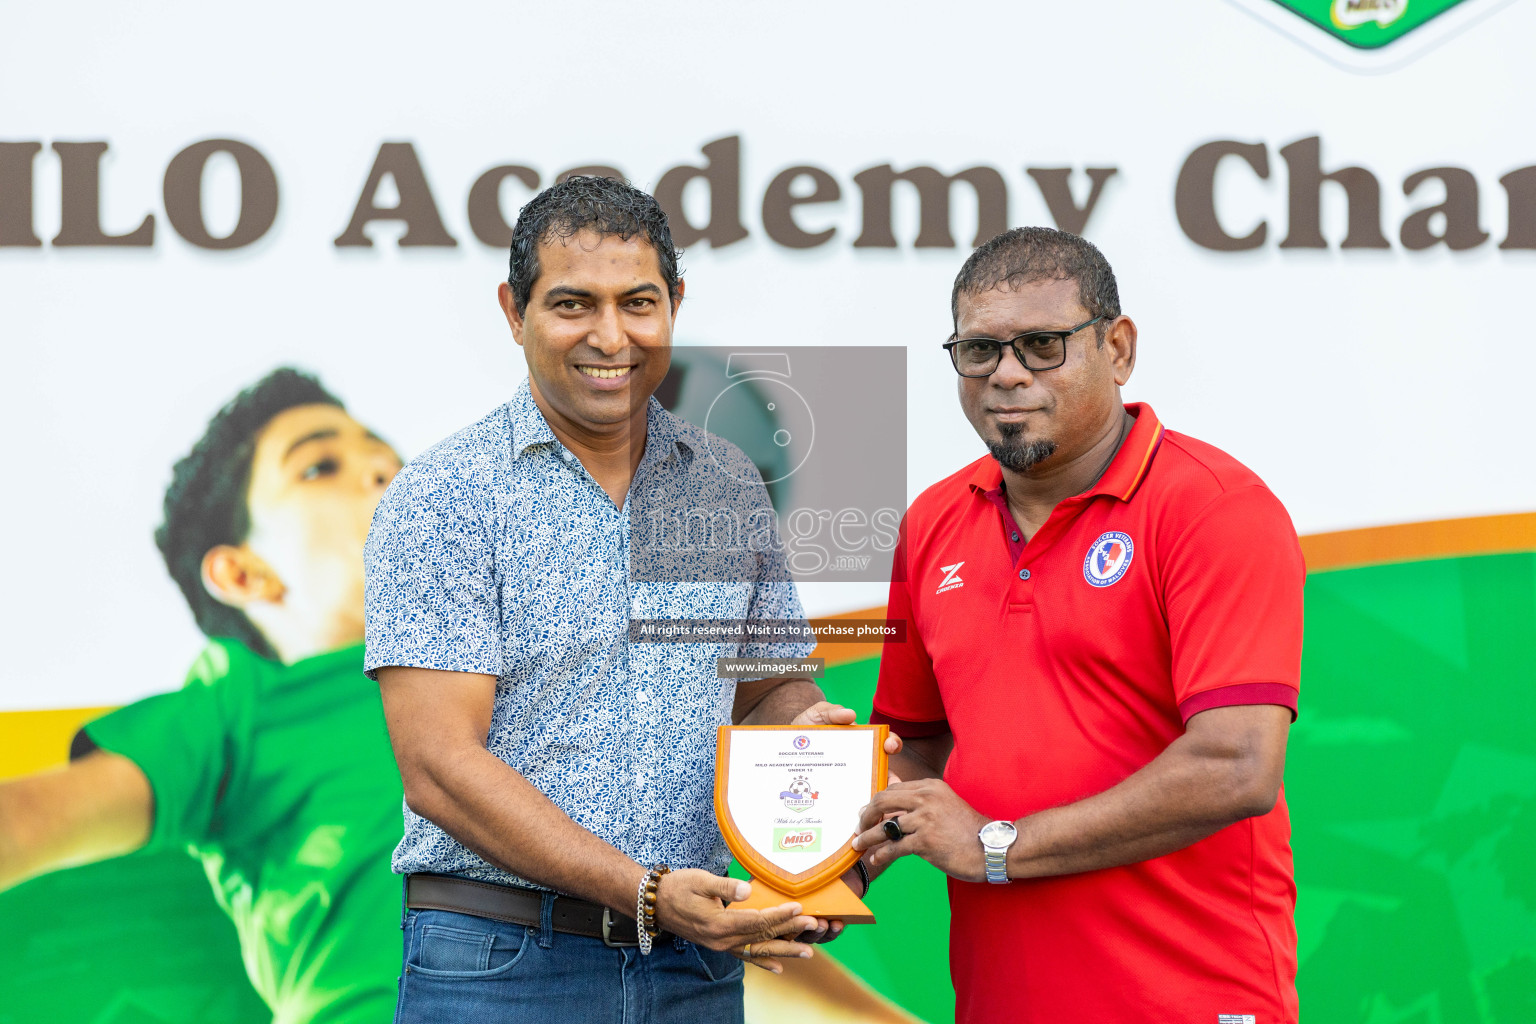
[[84, 640, 402, 1024]]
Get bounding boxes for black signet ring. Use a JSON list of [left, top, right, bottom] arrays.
[[882, 818, 906, 842]]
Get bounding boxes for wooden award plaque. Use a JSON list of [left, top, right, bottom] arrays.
[[714, 724, 889, 924]]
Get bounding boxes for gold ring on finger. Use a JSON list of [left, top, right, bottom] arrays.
[[742, 943, 752, 958]]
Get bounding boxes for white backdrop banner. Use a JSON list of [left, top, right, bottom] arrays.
[[2, 0, 1532, 709]]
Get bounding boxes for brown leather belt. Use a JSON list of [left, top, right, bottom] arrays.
[[405, 873, 666, 948]]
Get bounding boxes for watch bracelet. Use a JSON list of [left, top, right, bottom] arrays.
[[985, 848, 1008, 882]]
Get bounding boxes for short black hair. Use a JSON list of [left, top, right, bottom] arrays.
[[950, 226, 1121, 333], [507, 175, 682, 315], [155, 368, 343, 661]]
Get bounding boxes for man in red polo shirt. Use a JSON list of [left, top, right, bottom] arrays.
[[854, 227, 1303, 1024]]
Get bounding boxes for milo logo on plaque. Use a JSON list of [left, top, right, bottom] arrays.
[[779, 774, 818, 813], [774, 827, 822, 852]]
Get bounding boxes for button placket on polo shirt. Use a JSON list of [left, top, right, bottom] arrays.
[[992, 526, 1035, 614], [1007, 493, 1096, 613], [1008, 556, 1037, 614]]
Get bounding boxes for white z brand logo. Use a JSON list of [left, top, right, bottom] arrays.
[[936, 562, 965, 594]]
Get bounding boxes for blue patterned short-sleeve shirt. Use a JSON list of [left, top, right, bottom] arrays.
[[364, 379, 812, 886]]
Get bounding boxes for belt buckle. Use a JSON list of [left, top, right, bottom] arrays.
[[601, 907, 639, 948]]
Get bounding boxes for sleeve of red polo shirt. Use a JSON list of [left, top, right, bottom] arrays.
[[871, 532, 949, 738], [1164, 483, 1305, 721]]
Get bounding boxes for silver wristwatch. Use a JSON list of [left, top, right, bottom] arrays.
[[978, 820, 1018, 884]]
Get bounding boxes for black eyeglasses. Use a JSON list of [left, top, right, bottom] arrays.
[[943, 315, 1107, 377]]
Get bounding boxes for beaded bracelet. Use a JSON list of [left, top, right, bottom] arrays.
[[636, 864, 670, 955]]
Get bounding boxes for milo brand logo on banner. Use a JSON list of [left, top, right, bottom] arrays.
[[1232, 0, 1511, 66], [773, 828, 822, 853], [1329, 0, 1408, 29], [1269, 0, 1471, 45]]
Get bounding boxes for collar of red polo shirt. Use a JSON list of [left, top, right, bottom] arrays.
[[969, 403, 1163, 565], [970, 401, 1165, 504]]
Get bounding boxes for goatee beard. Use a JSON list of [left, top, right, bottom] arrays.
[[988, 423, 1056, 471]]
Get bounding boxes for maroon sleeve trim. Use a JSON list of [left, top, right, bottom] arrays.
[[870, 708, 951, 739], [1179, 682, 1299, 723]]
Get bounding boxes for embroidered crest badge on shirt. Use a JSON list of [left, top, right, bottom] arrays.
[[1083, 531, 1133, 588]]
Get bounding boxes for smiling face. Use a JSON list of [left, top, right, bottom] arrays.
[[499, 229, 681, 446], [954, 277, 1134, 474], [212, 403, 401, 659]]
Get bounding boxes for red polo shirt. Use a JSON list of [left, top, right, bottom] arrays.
[[873, 404, 1303, 1024]]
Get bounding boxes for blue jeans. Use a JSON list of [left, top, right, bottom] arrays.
[[394, 904, 744, 1024]]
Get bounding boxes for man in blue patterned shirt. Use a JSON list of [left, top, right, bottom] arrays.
[[365, 177, 887, 1023]]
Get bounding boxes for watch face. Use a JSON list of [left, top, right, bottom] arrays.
[[979, 821, 1017, 847]]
